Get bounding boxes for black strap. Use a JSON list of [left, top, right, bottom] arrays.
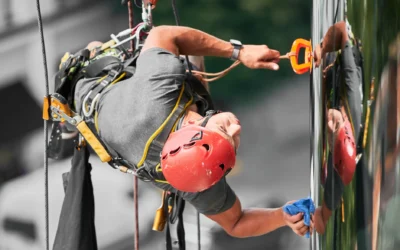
[[176, 199, 186, 250], [200, 110, 218, 127], [84, 56, 122, 78], [86, 67, 122, 103], [164, 192, 186, 250], [164, 194, 173, 250]]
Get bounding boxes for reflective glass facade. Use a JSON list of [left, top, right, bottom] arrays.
[[311, 1, 400, 249]]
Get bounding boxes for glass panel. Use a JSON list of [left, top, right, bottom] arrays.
[[311, 0, 400, 249]]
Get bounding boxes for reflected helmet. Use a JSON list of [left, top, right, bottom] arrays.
[[333, 117, 356, 186], [161, 125, 236, 192]]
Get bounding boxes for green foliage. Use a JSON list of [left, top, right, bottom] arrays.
[[112, 0, 311, 106]]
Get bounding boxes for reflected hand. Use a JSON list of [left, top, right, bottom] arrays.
[[313, 204, 333, 235], [238, 45, 280, 71], [313, 207, 326, 234], [314, 43, 322, 68]]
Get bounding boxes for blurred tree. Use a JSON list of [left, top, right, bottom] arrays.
[[111, 0, 311, 106]]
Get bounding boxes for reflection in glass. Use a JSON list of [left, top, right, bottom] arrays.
[[311, 1, 400, 250]]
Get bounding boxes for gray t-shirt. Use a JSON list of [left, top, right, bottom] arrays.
[[74, 47, 236, 215], [75, 47, 186, 166]]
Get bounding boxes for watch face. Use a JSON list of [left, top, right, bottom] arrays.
[[230, 39, 242, 46]]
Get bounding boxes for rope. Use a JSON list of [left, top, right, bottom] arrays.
[[196, 212, 201, 250], [189, 60, 241, 82], [126, 2, 140, 249], [134, 177, 139, 250], [188, 50, 295, 83], [279, 51, 297, 59], [128, 0, 135, 52], [35, 0, 50, 249], [171, 0, 192, 74]]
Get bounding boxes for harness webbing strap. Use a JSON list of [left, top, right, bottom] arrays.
[[164, 194, 173, 250], [76, 120, 112, 162], [163, 192, 186, 250], [84, 56, 121, 78], [176, 199, 186, 250]]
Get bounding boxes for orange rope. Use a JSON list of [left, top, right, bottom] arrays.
[[279, 51, 297, 59], [187, 60, 241, 82]]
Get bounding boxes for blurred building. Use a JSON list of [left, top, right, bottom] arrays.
[[0, 0, 128, 177]]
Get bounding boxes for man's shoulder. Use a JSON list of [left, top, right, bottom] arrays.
[[136, 47, 185, 78]]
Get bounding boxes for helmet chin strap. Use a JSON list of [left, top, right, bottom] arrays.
[[200, 110, 220, 127]]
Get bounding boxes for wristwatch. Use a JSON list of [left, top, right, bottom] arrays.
[[230, 39, 242, 61]]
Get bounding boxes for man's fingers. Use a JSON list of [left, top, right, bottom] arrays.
[[293, 218, 306, 230], [298, 225, 309, 235], [286, 212, 303, 224], [259, 47, 280, 62], [255, 62, 279, 71], [268, 49, 281, 59]]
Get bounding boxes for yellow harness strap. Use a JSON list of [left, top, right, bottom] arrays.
[[43, 94, 113, 163], [76, 120, 112, 162]]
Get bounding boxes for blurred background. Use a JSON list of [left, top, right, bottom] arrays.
[[0, 0, 312, 249]]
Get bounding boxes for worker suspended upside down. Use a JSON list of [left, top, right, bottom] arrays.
[[65, 25, 316, 238]]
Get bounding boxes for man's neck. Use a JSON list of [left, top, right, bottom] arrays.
[[182, 107, 204, 127]]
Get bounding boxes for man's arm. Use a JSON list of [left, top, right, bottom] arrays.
[[206, 197, 311, 238], [142, 25, 281, 70]]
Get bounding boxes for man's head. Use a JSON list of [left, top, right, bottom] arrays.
[[161, 111, 241, 192]]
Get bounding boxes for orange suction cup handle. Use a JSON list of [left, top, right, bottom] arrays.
[[290, 39, 313, 74]]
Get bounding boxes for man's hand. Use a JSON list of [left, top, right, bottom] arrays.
[[282, 203, 314, 237], [313, 43, 322, 68], [239, 45, 281, 71]]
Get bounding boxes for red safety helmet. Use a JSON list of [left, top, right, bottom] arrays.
[[333, 117, 356, 185], [161, 125, 236, 192]]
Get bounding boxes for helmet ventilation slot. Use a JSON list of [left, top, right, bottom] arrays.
[[169, 146, 181, 155], [202, 144, 210, 151], [183, 142, 196, 148]]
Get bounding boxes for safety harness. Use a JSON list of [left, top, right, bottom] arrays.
[[43, 41, 213, 181]]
